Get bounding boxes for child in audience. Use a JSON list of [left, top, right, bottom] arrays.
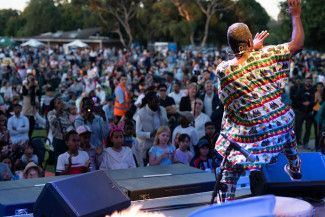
[[23, 162, 43, 179], [190, 138, 217, 173], [100, 126, 136, 170], [149, 126, 175, 166], [77, 125, 103, 171], [21, 146, 38, 166], [56, 129, 90, 175], [174, 133, 193, 165], [123, 119, 139, 166]]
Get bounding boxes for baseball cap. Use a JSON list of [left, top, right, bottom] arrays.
[[197, 138, 210, 149], [76, 125, 92, 135]]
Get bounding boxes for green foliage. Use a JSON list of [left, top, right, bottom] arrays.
[[270, 0, 325, 51], [57, 1, 99, 31], [0, 9, 19, 36], [19, 0, 61, 36], [0, 0, 322, 51], [234, 0, 270, 34]]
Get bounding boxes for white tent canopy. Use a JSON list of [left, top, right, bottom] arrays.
[[65, 40, 89, 48], [21, 39, 45, 48]]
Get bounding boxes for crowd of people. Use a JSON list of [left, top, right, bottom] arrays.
[[0, 43, 324, 181]]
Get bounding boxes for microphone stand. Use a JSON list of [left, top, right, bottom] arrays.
[[210, 141, 242, 205]]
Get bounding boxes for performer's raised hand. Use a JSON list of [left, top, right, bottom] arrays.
[[253, 30, 269, 50], [287, 0, 304, 55], [288, 0, 301, 17]]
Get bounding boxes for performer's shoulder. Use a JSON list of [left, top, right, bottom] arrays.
[[261, 43, 290, 55], [215, 61, 230, 75]]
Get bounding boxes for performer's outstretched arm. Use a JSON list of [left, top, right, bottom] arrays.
[[287, 0, 304, 55]]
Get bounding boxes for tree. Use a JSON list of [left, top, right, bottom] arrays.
[[57, 0, 99, 31], [0, 9, 19, 36], [89, 0, 141, 48], [275, 0, 325, 50], [234, 0, 270, 34], [170, 0, 201, 45], [19, 0, 61, 36], [195, 0, 233, 47]]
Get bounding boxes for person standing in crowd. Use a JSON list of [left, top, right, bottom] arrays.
[[179, 83, 198, 112], [313, 82, 325, 151], [135, 91, 168, 166], [0, 113, 11, 160], [7, 104, 29, 147], [123, 119, 139, 165], [100, 126, 136, 170], [200, 80, 224, 132], [192, 98, 211, 139], [102, 97, 114, 123], [148, 126, 175, 166], [47, 97, 72, 167], [22, 72, 40, 139], [0, 80, 13, 103], [291, 76, 314, 148], [74, 97, 108, 148], [95, 84, 106, 105], [201, 122, 220, 149], [158, 84, 177, 117], [114, 74, 130, 123], [168, 81, 185, 111], [172, 111, 199, 154], [158, 84, 177, 129], [214, 0, 304, 202], [134, 82, 146, 109], [165, 72, 175, 94], [56, 129, 90, 175], [190, 138, 217, 173], [77, 125, 102, 171]]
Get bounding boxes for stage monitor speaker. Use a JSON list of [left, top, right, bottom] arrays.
[[250, 152, 325, 198], [33, 170, 131, 217]]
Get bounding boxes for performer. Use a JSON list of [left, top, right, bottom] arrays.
[[214, 0, 304, 202]]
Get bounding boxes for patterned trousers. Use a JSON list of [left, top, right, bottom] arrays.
[[219, 143, 301, 202]]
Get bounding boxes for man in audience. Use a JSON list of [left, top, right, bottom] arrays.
[[7, 104, 29, 147]]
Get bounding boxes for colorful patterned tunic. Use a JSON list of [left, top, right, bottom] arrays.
[[214, 43, 297, 170]]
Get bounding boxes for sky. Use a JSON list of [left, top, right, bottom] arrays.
[[0, 0, 282, 20]]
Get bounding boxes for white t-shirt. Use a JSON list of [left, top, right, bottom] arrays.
[[204, 94, 214, 117], [194, 112, 211, 139], [172, 125, 199, 154], [168, 91, 186, 110], [56, 151, 89, 173], [100, 147, 136, 170]]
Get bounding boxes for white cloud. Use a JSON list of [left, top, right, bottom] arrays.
[[0, 0, 29, 11], [256, 0, 282, 20]]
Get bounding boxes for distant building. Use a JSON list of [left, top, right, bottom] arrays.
[[15, 27, 122, 49]]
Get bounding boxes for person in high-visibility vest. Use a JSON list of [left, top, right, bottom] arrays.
[[114, 74, 130, 122]]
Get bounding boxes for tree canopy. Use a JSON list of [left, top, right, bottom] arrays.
[[0, 0, 322, 50]]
